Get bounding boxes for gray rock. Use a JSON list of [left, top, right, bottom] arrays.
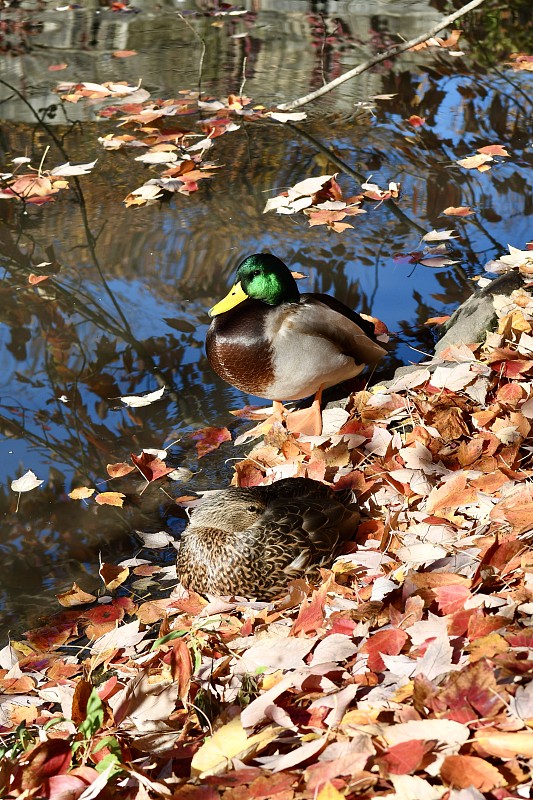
[[434, 270, 524, 355]]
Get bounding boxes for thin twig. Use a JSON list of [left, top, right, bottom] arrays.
[[177, 12, 206, 100], [238, 56, 247, 101], [277, 0, 486, 110]]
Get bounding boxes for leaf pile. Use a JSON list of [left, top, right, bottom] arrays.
[[55, 82, 306, 207], [2, 259, 533, 799]]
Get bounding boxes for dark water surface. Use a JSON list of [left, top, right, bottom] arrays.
[[0, 0, 532, 637]]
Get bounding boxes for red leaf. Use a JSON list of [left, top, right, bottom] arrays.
[[18, 739, 72, 791], [406, 115, 426, 127], [433, 584, 471, 614], [362, 628, 408, 672], [131, 451, 174, 482], [291, 585, 328, 635], [379, 740, 430, 775], [190, 426, 232, 458]]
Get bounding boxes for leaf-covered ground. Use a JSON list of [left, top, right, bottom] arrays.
[[2, 254, 533, 800]]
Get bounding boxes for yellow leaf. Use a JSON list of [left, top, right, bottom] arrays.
[[474, 730, 533, 758], [317, 782, 346, 800], [190, 716, 279, 778]]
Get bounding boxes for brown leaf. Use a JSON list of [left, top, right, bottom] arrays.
[[170, 638, 192, 702], [56, 582, 97, 607], [99, 562, 129, 590]]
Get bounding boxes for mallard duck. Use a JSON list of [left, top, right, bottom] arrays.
[[176, 477, 359, 599], [206, 253, 387, 435]]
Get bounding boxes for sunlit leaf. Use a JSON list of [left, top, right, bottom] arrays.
[[11, 470, 44, 493]]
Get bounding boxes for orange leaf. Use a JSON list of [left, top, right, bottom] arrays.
[[106, 461, 135, 478], [425, 472, 476, 515], [171, 638, 192, 701], [112, 50, 138, 58], [28, 273, 50, 285], [477, 144, 510, 157], [406, 115, 425, 127], [95, 491, 125, 507], [456, 153, 492, 170], [490, 483, 533, 533], [291, 584, 327, 635], [440, 755, 505, 791], [48, 63, 68, 71], [424, 315, 451, 325], [68, 486, 95, 500], [442, 206, 474, 216]]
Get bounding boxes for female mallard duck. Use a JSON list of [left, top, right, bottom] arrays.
[[176, 477, 359, 599], [206, 253, 387, 435]]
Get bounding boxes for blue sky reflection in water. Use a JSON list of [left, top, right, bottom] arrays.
[[0, 0, 532, 635]]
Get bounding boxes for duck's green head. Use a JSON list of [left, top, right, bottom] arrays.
[[209, 253, 300, 317]]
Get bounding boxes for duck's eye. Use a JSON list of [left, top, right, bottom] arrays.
[[252, 270, 260, 278], [247, 505, 259, 512]]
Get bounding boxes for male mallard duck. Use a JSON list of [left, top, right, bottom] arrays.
[[206, 253, 387, 435], [176, 477, 359, 599]]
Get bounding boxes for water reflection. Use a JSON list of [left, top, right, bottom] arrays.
[[0, 0, 532, 637]]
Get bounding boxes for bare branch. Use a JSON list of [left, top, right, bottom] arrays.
[[277, 0, 486, 111]]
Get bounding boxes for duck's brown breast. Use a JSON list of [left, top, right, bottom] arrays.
[[206, 299, 275, 397]]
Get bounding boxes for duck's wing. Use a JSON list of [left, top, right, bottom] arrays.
[[291, 294, 387, 364], [256, 494, 360, 578]]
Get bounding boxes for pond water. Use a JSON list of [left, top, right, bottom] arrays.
[[0, 0, 532, 638]]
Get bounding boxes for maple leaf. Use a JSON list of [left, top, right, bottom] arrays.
[[131, 451, 174, 482]]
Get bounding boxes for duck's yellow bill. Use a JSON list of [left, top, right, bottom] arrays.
[[209, 281, 249, 317]]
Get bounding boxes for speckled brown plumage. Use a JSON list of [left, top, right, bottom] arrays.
[[176, 477, 360, 599]]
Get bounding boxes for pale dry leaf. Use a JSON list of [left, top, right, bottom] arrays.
[[11, 470, 44, 493], [120, 387, 165, 407]]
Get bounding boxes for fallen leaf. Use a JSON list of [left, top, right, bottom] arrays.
[[95, 491, 126, 507], [57, 583, 97, 607], [191, 716, 278, 777], [440, 755, 505, 791]]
